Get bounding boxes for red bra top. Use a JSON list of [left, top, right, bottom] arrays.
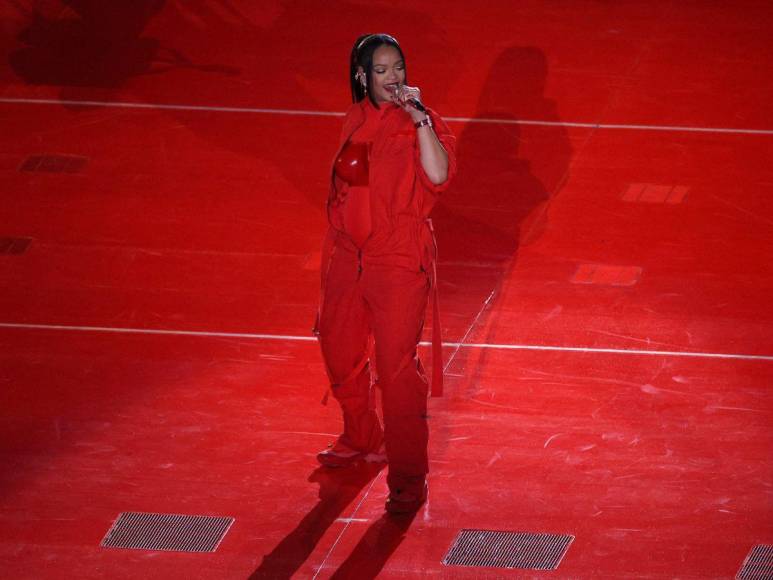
[[334, 140, 370, 187]]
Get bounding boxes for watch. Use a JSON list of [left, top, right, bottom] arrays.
[[414, 116, 433, 130]]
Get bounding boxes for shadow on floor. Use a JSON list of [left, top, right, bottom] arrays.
[[249, 461, 386, 579]]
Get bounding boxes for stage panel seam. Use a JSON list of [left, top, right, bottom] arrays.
[[2, 97, 773, 136], [0, 322, 771, 362]]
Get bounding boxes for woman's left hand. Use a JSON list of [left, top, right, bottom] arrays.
[[391, 85, 427, 121]]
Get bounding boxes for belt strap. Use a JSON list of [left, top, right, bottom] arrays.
[[427, 219, 443, 397]]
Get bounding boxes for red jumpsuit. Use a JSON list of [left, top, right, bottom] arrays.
[[316, 97, 457, 497]]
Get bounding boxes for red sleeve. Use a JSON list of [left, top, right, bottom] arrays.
[[414, 108, 457, 195]]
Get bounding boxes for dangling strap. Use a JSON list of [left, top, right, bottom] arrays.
[[312, 228, 337, 338], [314, 227, 338, 406], [426, 218, 443, 397], [320, 335, 374, 406]]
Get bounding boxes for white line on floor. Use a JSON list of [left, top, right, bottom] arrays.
[[2, 97, 773, 135], [448, 341, 773, 361], [1, 322, 771, 362], [0, 97, 344, 118], [0, 322, 317, 342]]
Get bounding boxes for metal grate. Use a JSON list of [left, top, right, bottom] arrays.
[[19, 154, 88, 173], [443, 529, 574, 570], [0, 237, 32, 255], [737, 545, 773, 580], [101, 512, 234, 553]]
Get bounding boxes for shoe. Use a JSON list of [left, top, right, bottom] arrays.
[[316, 440, 363, 468], [363, 443, 387, 464], [385, 482, 428, 514]]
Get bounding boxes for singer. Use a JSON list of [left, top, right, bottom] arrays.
[[313, 33, 456, 514]]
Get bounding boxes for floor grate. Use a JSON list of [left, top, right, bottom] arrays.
[[19, 154, 88, 173], [737, 544, 773, 580], [443, 529, 574, 570], [0, 237, 32, 255], [101, 512, 234, 553]]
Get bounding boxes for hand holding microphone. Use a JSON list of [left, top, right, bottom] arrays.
[[390, 84, 427, 115]]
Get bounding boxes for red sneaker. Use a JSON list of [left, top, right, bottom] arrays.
[[363, 443, 387, 464], [316, 440, 364, 468]]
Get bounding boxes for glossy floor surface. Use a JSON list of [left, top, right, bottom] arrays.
[[1, 1, 772, 578]]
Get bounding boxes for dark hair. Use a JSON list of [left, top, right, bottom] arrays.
[[350, 33, 408, 107]]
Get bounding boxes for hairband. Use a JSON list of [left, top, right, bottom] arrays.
[[356, 33, 398, 53], [356, 34, 376, 52]]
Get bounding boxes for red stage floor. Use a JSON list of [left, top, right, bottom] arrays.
[[1, 1, 772, 578]]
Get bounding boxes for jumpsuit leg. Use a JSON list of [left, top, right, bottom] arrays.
[[363, 264, 430, 497], [318, 245, 383, 453]]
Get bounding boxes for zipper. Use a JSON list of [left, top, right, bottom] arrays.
[[357, 248, 363, 279]]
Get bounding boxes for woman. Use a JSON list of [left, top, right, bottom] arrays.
[[314, 33, 456, 514]]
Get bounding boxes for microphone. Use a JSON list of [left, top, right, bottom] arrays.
[[407, 98, 426, 113], [390, 85, 426, 112]]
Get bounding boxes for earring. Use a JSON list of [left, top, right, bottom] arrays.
[[356, 71, 366, 89]]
